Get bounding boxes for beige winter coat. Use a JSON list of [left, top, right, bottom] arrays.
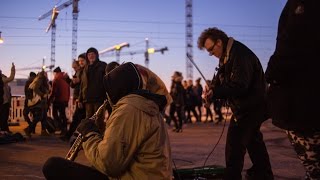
[[82, 94, 172, 179]]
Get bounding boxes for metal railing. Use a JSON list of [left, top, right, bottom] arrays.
[[9, 95, 75, 126]]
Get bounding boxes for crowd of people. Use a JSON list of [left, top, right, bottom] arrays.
[[1, 1, 319, 179]]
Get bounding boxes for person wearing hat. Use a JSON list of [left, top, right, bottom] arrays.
[[198, 27, 273, 179], [79, 47, 107, 133], [42, 62, 172, 179]]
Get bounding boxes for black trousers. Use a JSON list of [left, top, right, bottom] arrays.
[[65, 106, 86, 139], [52, 102, 68, 132], [42, 157, 108, 180], [224, 116, 273, 180], [169, 103, 184, 130], [0, 103, 10, 131]]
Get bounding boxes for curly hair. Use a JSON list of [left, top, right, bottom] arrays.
[[197, 27, 228, 50]]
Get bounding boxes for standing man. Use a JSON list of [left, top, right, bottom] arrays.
[[79, 47, 107, 133], [60, 57, 86, 141], [50, 67, 70, 136], [265, 1, 320, 179], [198, 27, 273, 180]]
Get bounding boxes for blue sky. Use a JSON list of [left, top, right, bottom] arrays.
[[0, 0, 286, 88]]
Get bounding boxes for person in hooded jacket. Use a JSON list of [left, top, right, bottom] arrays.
[[42, 62, 172, 180]]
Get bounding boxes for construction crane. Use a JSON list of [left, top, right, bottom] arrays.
[[16, 57, 54, 72], [38, 0, 79, 70], [185, 0, 193, 80], [99, 42, 130, 63], [100, 39, 168, 68]]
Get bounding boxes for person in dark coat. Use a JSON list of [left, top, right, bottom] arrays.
[[265, 1, 320, 179], [79, 47, 107, 133], [60, 57, 86, 141], [169, 71, 186, 132], [198, 27, 273, 180]]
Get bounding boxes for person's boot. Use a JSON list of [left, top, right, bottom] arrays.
[[23, 127, 32, 137], [41, 130, 50, 136]]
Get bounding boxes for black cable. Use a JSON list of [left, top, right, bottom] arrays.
[[202, 103, 230, 168], [172, 159, 182, 180]]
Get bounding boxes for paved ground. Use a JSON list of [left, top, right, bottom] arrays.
[[0, 118, 305, 180]]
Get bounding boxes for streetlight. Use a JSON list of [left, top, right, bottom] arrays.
[[0, 31, 4, 44]]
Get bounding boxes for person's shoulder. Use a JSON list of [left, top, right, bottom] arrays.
[[98, 60, 107, 66]]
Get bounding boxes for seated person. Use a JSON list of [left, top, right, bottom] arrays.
[[42, 62, 172, 180]]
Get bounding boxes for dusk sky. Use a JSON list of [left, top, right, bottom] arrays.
[[0, 0, 286, 89]]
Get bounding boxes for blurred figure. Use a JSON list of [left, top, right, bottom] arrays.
[[185, 79, 199, 123], [49, 67, 70, 136], [60, 57, 86, 141], [265, 1, 320, 179], [203, 79, 213, 122], [0, 70, 3, 111], [0, 63, 15, 133], [23, 72, 37, 129], [24, 71, 50, 137], [182, 80, 188, 89], [169, 71, 186, 132], [194, 78, 203, 122]]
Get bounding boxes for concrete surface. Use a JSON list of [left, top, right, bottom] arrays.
[[0, 119, 305, 180]]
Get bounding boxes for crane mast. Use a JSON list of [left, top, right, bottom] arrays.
[[72, 0, 79, 61], [185, 0, 193, 80]]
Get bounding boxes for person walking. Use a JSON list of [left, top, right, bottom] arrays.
[[49, 67, 70, 136]]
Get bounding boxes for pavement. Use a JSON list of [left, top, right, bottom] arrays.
[[0, 118, 305, 180]]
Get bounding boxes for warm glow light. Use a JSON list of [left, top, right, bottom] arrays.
[[147, 48, 155, 54]]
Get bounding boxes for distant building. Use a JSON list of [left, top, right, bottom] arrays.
[[9, 78, 27, 96]]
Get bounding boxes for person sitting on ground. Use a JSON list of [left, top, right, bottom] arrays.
[[42, 62, 172, 179]]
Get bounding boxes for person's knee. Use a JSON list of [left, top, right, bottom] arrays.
[[42, 157, 64, 178]]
